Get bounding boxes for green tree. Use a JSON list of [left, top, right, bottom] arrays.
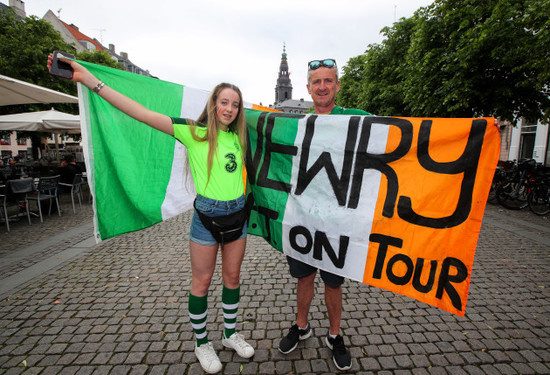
[[339, 0, 550, 123], [338, 54, 367, 111], [0, 10, 125, 149], [76, 50, 123, 70], [338, 16, 419, 116], [0, 8, 78, 150], [0, 9, 77, 116], [0, 10, 124, 118]]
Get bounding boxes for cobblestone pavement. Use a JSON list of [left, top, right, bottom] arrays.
[[0, 193, 94, 280], [0, 193, 94, 252], [0, 200, 548, 374]]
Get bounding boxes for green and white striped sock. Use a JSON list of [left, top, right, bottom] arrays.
[[189, 293, 208, 346], [222, 285, 240, 339]]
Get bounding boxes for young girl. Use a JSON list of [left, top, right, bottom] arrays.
[[47, 55, 254, 374]]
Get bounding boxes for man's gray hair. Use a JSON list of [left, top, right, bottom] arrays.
[[307, 60, 339, 84]]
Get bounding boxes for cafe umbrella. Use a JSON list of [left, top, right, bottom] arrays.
[[0, 109, 81, 162], [0, 108, 79, 133]]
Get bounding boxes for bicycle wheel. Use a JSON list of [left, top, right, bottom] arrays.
[[528, 187, 550, 215], [496, 181, 528, 210], [487, 170, 502, 204], [487, 182, 498, 204]]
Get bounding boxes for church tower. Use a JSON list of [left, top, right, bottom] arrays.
[[275, 44, 292, 103]]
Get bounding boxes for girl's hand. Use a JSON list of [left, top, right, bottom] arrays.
[[47, 52, 173, 135], [47, 53, 99, 88]]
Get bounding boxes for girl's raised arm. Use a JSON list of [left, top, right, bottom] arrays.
[[47, 54, 174, 136]]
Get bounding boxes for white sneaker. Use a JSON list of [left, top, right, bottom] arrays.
[[222, 332, 255, 358], [194, 342, 222, 374]]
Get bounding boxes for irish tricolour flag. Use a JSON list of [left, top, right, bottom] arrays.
[[78, 61, 500, 316], [78, 61, 266, 241]]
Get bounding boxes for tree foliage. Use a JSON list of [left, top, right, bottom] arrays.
[[337, 0, 550, 124], [0, 9, 77, 117], [0, 9, 124, 139], [0, 10, 123, 114], [76, 50, 123, 70]]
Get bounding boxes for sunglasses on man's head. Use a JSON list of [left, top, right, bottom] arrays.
[[308, 59, 336, 71]]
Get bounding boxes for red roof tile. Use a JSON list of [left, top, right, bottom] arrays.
[[60, 20, 104, 51]]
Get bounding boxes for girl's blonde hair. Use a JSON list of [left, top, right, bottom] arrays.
[[190, 82, 247, 182]]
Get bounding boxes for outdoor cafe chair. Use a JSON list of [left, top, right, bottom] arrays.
[[0, 185, 7, 231], [26, 175, 61, 223], [1, 178, 33, 232], [59, 173, 84, 214]]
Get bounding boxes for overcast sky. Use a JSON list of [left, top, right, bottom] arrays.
[[24, 0, 434, 106]]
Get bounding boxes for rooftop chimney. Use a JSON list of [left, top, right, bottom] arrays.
[[9, 0, 25, 18]]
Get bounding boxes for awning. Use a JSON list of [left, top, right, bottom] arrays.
[[0, 74, 78, 106], [0, 109, 80, 133]]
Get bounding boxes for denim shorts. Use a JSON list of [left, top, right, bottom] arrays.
[[190, 194, 247, 246], [286, 256, 344, 288]]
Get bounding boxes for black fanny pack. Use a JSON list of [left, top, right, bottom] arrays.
[[194, 194, 254, 244]]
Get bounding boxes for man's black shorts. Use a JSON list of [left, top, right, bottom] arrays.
[[286, 256, 344, 288]]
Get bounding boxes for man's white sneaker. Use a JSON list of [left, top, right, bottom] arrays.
[[194, 342, 222, 374], [222, 332, 255, 358]]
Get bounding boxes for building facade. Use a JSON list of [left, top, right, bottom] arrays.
[[506, 119, 549, 166], [42, 10, 152, 77], [0, 132, 31, 164]]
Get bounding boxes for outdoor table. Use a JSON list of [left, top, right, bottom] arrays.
[[7, 178, 34, 196], [3, 178, 34, 223]]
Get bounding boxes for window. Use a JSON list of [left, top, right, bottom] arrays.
[[1, 150, 12, 161], [80, 40, 96, 51], [519, 120, 537, 160], [520, 134, 535, 160], [1, 134, 11, 145], [522, 124, 537, 133]]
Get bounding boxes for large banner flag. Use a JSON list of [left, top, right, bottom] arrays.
[[78, 62, 500, 316], [245, 112, 500, 316]]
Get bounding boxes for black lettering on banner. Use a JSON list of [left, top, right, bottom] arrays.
[[386, 254, 414, 285], [313, 231, 349, 269], [436, 257, 467, 311], [369, 233, 467, 311], [398, 119, 487, 228], [349, 117, 413, 217], [289, 226, 312, 255], [412, 258, 438, 293], [295, 115, 360, 206], [251, 204, 280, 245], [370, 233, 403, 279], [386, 256, 438, 291], [245, 112, 269, 186], [248, 112, 302, 192], [288, 226, 349, 269]]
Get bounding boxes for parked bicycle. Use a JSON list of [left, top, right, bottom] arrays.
[[495, 158, 537, 210], [527, 166, 550, 216], [487, 161, 514, 204]]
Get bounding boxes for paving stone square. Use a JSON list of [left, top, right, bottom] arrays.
[[0, 196, 549, 374]]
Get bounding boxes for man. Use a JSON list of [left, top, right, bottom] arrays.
[[278, 58, 372, 371], [57, 154, 82, 193]]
